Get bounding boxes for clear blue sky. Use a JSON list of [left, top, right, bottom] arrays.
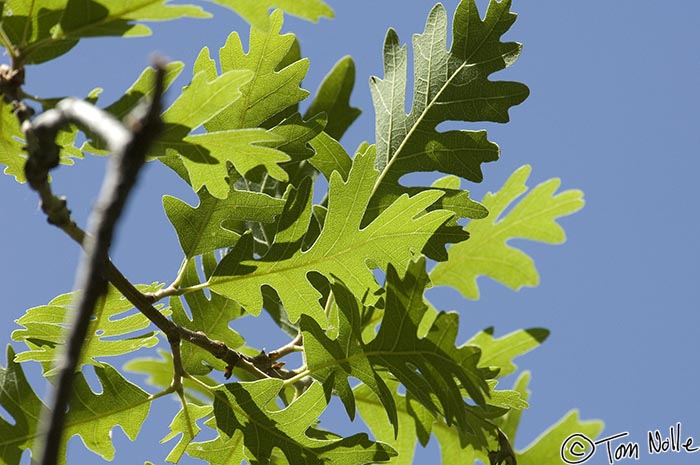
[[1, 1, 699, 464]]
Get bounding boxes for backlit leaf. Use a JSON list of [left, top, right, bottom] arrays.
[[301, 258, 494, 435], [1, 0, 209, 64], [304, 56, 361, 141], [206, 10, 309, 131], [207, 0, 333, 31], [11, 283, 167, 375], [210, 147, 452, 326], [190, 378, 395, 465], [170, 254, 246, 375], [0, 347, 152, 464], [164, 185, 285, 258], [367, 0, 528, 227], [431, 165, 585, 299]]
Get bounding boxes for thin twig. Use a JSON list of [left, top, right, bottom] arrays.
[[30, 64, 166, 465], [266, 333, 303, 362]]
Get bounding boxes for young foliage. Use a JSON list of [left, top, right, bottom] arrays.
[[207, 0, 333, 32], [0, 0, 603, 464], [0, 346, 152, 465], [367, 0, 528, 229], [169, 255, 247, 375], [190, 379, 396, 465], [353, 322, 550, 465], [302, 258, 493, 435], [163, 187, 285, 258], [11, 283, 166, 375], [0, 0, 209, 65], [210, 148, 452, 326], [431, 165, 585, 299]]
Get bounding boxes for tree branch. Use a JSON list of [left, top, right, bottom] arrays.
[[28, 64, 165, 465]]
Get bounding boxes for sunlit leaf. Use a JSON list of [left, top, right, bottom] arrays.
[[210, 147, 452, 326], [164, 186, 285, 258], [0, 347, 151, 464], [189, 378, 395, 464], [207, 0, 333, 31], [431, 165, 585, 299], [11, 283, 167, 375], [302, 258, 493, 435]]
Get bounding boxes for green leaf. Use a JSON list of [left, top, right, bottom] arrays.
[[431, 165, 585, 299], [0, 98, 83, 183], [160, 68, 253, 133], [304, 56, 361, 141], [355, 376, 512, 465], [190, 378, 395, 465], [366, 0, 529, 243], [11, 283, 166, 375], [124, 349, 215, 405], [207, 0, 333, 31], [0, 100, 28, 182], [0, 345, 43, 465], [83, 62, 186, 154], [354, 382, 419, 465], [302, 257, 493, 436], [63, 363, 151, 462], [467, 327, 550, 377], [205, 10, 310, 131], [161, 403, 212, 463], [498, 371, 531, 443], [155, 43, 308, 197], [0, 346, 152, 464], [210, 146, 452, 326], [2, 0, 209, 64], [492, 373, 602, 465], [170, 254, 247, 375], [307, 131, 352, 182], [187, 427, 246, 465], [371, 0, 527, 174], [163, 186, 285, 258], [519, 411, 604, 465]]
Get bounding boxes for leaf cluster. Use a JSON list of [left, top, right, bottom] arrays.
[[0, 1, 600, 464]]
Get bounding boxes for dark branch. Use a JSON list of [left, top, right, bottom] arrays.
[[31, 65, 165, 465]]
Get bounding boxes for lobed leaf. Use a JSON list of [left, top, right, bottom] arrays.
[[164, 186, 285, 258], [11, 283, 167, 375], [467, 326, 550, 378], [367, 0, 528, 227], [0, 100, 28, 183], [354, 320, 554, 464], [188, 378, 395, 465], [1, 98, 83, 183], [210, 147, 452, 326], [205, 10, 309, 131], [0, 346, 43, 465], [0, 346, 152, 464], [304, 56, 361, 141], [431, 165, 585, 299], [207, 0, 333, 31], [161, 403, 212, 463], [124, 349, 215, 405], [156, 16, 321, 197], [0, 0, 209, 64], [302, 257, 494, 436]]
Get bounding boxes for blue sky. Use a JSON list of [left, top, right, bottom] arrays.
[[1, 1, 699, 464]]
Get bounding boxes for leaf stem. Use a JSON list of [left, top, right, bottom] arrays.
[[150, 257, 191, 301], [282, 368, 310, 387], [0, 26, 17, 59], [147, 279, 210, 302]]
